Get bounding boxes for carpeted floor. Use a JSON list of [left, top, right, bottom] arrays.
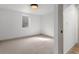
[[0, 35, 54, 54]]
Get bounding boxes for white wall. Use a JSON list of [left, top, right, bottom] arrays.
[[63, 5, 78, 53], [0, 5, 58, 41], [40, 5, 58, 53], [0, 8, 40, 40], [53, 5, 59, 53], [40, 11, 55, 37]]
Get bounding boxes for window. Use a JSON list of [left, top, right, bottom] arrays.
[[22, 16, 29, 28]]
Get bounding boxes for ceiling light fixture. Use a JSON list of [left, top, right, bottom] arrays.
[[30, 4, 38, 9]]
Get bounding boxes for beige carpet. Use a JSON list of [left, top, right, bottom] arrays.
[[0, 35, 54, 54]]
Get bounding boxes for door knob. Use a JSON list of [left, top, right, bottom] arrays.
[[61, 30, 63, 33]]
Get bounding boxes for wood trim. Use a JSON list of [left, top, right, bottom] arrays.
[[0, 34, 53, 42], [0, 34, 40, 42]]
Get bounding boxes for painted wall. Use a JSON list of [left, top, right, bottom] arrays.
[[53, 5, 59, 53], [0, 8, 40, 40], [63, 5, 78, 53], [40, 5, 58, 53], [40, 11, 55, 37], [0, 5, 56, 40]]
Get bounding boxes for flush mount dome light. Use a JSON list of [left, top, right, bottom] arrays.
[[30, 4, 38, 9]]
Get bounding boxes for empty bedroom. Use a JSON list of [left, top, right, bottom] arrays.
[[0, 4, 57, 54]]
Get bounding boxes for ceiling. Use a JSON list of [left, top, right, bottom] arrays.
[[0, 4, 56, 15]]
